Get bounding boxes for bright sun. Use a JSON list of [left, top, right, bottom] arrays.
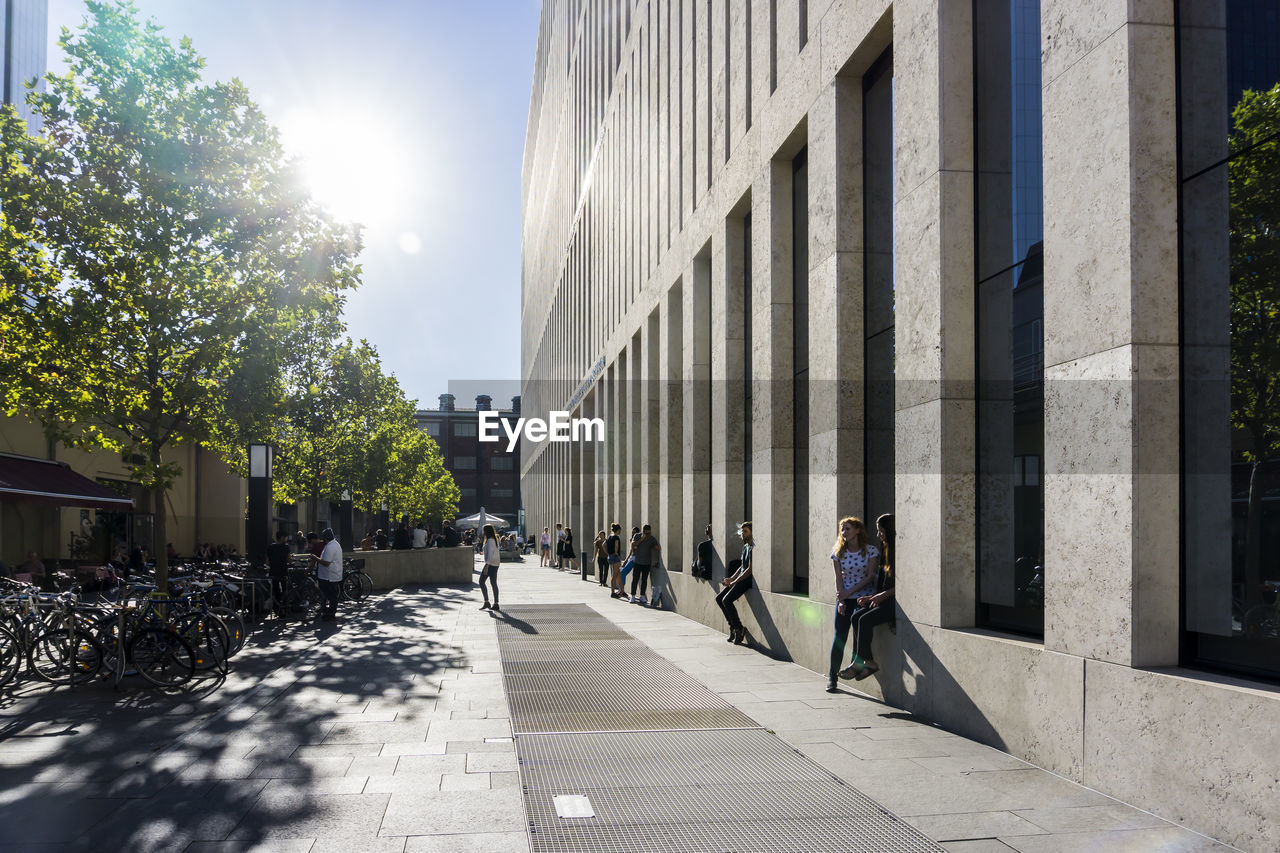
[[277, 108, 413, 230]]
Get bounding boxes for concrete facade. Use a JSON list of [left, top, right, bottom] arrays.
[[0, 0, 47, 129], [519, 2, 1278, 850]]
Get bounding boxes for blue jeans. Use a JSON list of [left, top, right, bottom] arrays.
[[829, 602, 865, 679]]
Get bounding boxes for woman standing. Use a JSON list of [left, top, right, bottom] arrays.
[[606, 523, 626, 598], [716, 522, 754, 644], [839, 514, 896, 682], [826, 516, 880, 692], [479, 524, 501, 611], [563, 526, 579, 577], [539, 527, 551, 566], [593, 530, 609, 586]]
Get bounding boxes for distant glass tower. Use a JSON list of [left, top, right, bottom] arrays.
[[1, 0, 48, 130], [1011, 0, 1043, 270]]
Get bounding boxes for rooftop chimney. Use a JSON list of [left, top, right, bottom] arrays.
[[511, 395, 521, 413], [439, 393, 455, 412], [475, 395, 492, 411]]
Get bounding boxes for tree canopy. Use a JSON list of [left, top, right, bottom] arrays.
[[0, 1, 362, 587]]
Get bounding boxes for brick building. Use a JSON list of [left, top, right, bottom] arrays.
[[415, 394, 522, 527]]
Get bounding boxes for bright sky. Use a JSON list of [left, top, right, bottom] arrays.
[[46, 0, 537, 412]]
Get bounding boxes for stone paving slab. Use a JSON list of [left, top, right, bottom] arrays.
[[0, 558, 1244, 852]]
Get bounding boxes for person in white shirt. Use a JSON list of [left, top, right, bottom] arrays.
[[479, 523, 502, 611], [316, 528, 343, 621], [412, 524, 428, 549]]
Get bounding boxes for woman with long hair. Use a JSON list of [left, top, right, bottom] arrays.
[[478, 523, 501, 611], [593, 530, 609, 586], [563, 526, 579, 577], [606, 523, 626, 598], [839, 513, 896, 682], [826, 516, 880, 692], [540, 527, 551, 566], [716, 522, 754, 645]]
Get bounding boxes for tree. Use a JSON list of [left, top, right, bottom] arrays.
[[1229, 83, 1280, 607], [271, 339, 458, 534], [0, 1, 361, 589]]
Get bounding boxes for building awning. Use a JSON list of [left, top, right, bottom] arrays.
[[0, 453, 134, 511]]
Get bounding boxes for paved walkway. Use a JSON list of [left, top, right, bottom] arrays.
[[0, 558, 1237, 852]]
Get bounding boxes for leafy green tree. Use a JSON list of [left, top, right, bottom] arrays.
[[0, 1, 360, 589], [1229, 83, 1280, 606], [272, 339, 458, 533]]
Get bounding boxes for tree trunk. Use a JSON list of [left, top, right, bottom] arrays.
[[1245, 460, 1264, 609], [150, 440, 170, 592]]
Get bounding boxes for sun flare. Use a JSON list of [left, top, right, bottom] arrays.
[[278, 108, 414, 230]]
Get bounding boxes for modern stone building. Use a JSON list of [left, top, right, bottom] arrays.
[[520, 1, 1279, 848], [415, 395, 522, 524]]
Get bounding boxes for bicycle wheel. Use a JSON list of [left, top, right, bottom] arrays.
[[210, 606, 246, 655], [341, 573, 363, 601], [0, 623, 21, 689], [174, 614, 230, 672], [28, 628, 104, 684], [358, 572, 373, 598], [128, 628, 195, 688]]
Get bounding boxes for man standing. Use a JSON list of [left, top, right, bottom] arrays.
[[554, 523, 565, 570], [316, 528, 342, 622], [266, 531, 292, 620], [630, 524, 661, 604]]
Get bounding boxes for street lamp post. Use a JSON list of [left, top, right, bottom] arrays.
[[247, 443, 274, 564]]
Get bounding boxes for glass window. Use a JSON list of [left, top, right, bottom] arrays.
[[454, 422, 477, 437], [421, 422, 440, 437], [975, 0, 1045, 636], [491, 457, 514, 470], [454, 456, 477, 470], [864, 48, 895, 526], [793, 146, 810, 595], [491, 488, 514, 498], [1179, 0, 1280, 681], [460, 488, 477, 499]]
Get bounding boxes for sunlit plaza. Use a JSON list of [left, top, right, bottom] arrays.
[[1, 1, 1278, 851]]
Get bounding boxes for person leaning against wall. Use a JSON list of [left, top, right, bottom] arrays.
[[826, 516, 880, 692], [838, 513, 896, 683], [716, 522, 754, 645]]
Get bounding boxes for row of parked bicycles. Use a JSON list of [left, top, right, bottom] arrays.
[[0, 556, 373, 693]]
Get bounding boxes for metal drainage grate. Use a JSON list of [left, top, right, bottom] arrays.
[[497, 605, 944, 852], [496, 605, 757, 734], [518, 730, 943, 853]]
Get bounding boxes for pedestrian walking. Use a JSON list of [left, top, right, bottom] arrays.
[[629, 524, 661, 604], [593, 530, 609, 585], [266, 530, 292, 620], [479, 523, 502, 611], [716, 522, 754, 644], [826, 516, 881, 691], [316, 528, 342, 622], [838, 514, 895, 683]]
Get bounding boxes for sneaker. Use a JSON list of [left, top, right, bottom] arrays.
[[637, 595, 647, 604], [480, 602, 491, 610], [491, 604, 501, 612], [628, 596, 636, 603], [825, 678, 839, 693], [853, 661, 879, 681], [838, 662, 863, 680]]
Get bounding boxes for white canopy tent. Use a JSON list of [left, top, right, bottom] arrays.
[[453, 507, 511, 530]]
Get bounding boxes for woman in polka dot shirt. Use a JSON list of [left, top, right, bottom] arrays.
[[826, 516, 880, 692]]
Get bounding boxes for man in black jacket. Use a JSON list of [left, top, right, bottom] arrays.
[[266, 531, 293, 620], [696, 525, 715, 580]]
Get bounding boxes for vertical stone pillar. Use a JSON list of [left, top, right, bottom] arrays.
[[750, 161, 795, 593], [894, 0, 976, 629], [1040, 3, 1179, 666], [806, 76, 865, 601], [641, 310, 661, 528], [628, 333, 643, 524]]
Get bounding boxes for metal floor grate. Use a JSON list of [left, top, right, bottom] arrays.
[[496, 604, 945, 852]]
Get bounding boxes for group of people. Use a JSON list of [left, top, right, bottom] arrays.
[[517, 512, 897, 693], [358, 518, 459, 551], [268, 528, 343, 622]]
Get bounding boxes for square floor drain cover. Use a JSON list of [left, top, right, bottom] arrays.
[[553, 795, 595, 818]]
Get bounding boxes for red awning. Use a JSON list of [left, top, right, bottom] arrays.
[[0, 453, 134, 510]]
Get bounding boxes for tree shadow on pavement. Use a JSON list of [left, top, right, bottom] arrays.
[[0, 585, 472, 852]]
